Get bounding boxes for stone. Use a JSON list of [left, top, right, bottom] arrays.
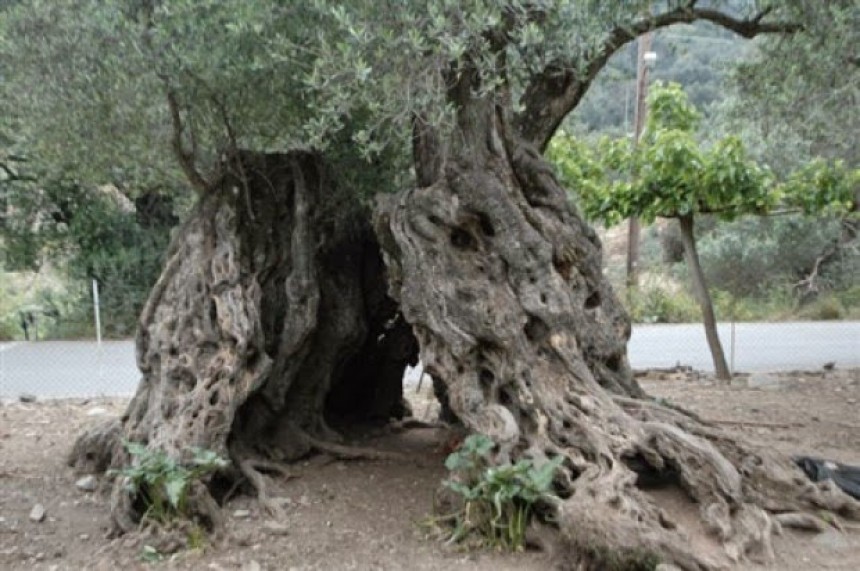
[[19, 393, 37, 403], [86, 407, 109, 417], [75, 475, 97, 492], [656, 565, 683, 571], [262, 521, 289, 536], [233, 509, 251, 519], [812, 529, 850, 550], [242, 561, 262, 571], [29, 504, 46, 522]]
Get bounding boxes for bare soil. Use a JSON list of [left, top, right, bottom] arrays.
[[2, 369, 859, 570]]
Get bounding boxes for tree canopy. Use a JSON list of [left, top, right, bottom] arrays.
[[551, 82, 857, 226], [723, 1, 859, 171], [2, 1, 826, 193]]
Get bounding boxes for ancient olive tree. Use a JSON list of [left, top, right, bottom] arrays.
[[5, 1, 859, 568]]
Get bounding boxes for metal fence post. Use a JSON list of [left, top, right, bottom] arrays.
[[93, 279, 105, 386]]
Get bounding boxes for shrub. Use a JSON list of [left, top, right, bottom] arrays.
[[111, 441, 228, 525], [434, 434, 563, 551], [697, 214, 850, 297], [837, 285, 860, 310], [797, 296, 845, 321], [626, 283, 700, 324]]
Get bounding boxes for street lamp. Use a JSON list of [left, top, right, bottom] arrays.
[[627, 38, 656, 290], [643, 51, 658, 69]]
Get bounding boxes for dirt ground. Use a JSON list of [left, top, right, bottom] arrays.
[[2, 368, 859, 570]]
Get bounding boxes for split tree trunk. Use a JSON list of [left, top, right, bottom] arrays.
[[678, 214, 731, 380], [374, 86, 858, 568], [70, 150, 417, 531], [67, 104, 858, 570]]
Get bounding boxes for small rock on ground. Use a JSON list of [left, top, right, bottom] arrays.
[[19, 393, 37, 403], [29, 503, 47, 522], [813, 530, 850, 550], [262, 521, 289, 536], [75, 475, 98, 492]]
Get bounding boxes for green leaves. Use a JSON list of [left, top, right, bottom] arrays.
[[550, 82, 854, 227], [780, 159, 858, 216], [111, 441, 228, 524], [645, 81, 701, 136], [437, 434, 563, 550], [444, 434, 493, 472]]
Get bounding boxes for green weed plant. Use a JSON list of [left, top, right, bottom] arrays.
[[111, 441, 228, 525], [436, 434, 563, 551]]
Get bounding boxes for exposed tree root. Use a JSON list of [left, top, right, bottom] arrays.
[[236, 456, 284, 518], [67, 418, 122, 474], [389, 418, 449, 431], [299, 429, 411, 463], [773, 512, 829, 532], [704, 418, 804, 429]]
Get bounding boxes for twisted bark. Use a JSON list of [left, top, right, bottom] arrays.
[[374, 92, 859, 568], [70, 150, 417, 531]]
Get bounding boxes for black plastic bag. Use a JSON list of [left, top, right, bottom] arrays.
[[795, 456, 860, 500]]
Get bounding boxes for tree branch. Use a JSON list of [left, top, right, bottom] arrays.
[[164, 86, 210, 193], [0, 161, 37, 183], [516, 6, 801, 151]]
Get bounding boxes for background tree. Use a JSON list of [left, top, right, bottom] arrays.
[[551, 82, 857, 379], [5, 1, 859, 568]]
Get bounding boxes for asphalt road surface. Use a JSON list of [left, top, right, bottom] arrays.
[[2, 321, 858, 399]]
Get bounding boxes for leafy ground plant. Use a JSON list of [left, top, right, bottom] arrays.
[[111, 441, 228, 526], [433, 434, 563, 551]]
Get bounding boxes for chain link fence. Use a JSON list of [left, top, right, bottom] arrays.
[[2, 295, 857, 401], [0, 279, 141, 399]]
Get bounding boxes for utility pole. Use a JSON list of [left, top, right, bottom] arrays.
[[626, 31, 654, 290]]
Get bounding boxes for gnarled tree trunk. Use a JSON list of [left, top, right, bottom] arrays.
[[68, 99, 858, 571], [373, 84, 859, 568], [70, 150, 417, 531]]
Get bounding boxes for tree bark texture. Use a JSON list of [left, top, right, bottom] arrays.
[[374, 92, 859, 568], [679, 214, 731, 380], [70, 150, 417, 531]]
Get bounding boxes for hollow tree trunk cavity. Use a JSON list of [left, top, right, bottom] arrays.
[[70, 150, 417, 531], [678, 214, 731, 380], [374, 90, 859, 568]]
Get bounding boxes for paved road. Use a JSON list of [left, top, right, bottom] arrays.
[[1, 321, 858, 398], [0, 340, 141, 399], [628, 321, 859, 372]]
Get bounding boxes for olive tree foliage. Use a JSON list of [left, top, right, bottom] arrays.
[[721, 0, 859, 172], [550, 82, 857, 379], [1, 0, 324, 192], [301, 1, 812, 154], [1, 1, 339, 335], [0, 0, 818, 188]]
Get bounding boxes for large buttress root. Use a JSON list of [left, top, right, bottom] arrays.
[[70, 151, 418, 531], [373, 111, 859, 567]]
